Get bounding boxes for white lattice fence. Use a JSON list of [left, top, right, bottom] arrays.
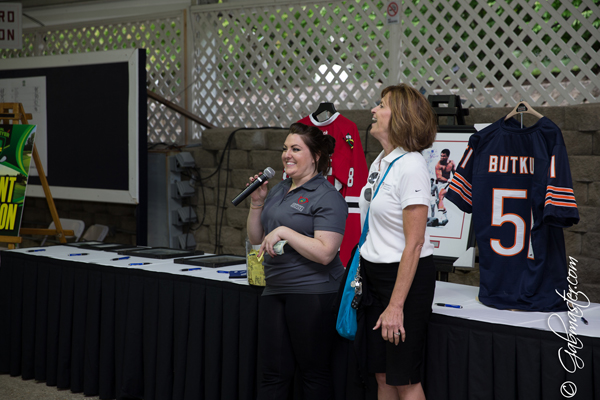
[[401, 0, 600, 107], [0, 13, 187, 144], [191, 0, 390, 131], [2, 1, 598, 138], [192, 0, 599, 130]]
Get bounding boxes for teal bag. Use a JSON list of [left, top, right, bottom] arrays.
[[336, 243, 362, 339]]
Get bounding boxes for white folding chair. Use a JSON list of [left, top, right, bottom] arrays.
[[40, 219, 85, 246], [81, 224, 109, 242]]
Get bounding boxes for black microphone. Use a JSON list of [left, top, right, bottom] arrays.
[[231, 167, 276, 206]]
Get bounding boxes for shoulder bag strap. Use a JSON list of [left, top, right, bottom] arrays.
[[359, 153, 406, 248]]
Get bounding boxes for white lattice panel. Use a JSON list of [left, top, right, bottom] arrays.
[[0, 14, 186, 144], [192, 0, 599, 131], [400, 0, 600, 107], [191, 0, 390, 131], [2, 0, 598, 138]]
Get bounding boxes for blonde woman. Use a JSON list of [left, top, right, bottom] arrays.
[[359, 84, 437, 400]]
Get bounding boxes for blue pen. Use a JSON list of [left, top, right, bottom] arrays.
[[435, 303, 463, 309], [28, 249, 46, 252], [581, 317, 588, 325], [181, 267, 202, 271], [69, 253, 88, 256], [129, 262, 151, 266], [111, 256, 130, 261], [229, 270, 247, 279]]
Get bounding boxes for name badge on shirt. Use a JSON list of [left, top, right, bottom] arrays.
[[291, 203, 305, 212]]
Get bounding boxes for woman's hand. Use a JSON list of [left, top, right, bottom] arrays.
[[246, 173, 269, 245], [373, 303, 405, 345], [257, 227, 343, 264], [372, 205, 429, 346], [258, 226, 287, 259], [248, 173, 268, 205]]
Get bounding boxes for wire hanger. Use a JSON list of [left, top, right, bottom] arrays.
[[504, 100, 543, 128], [312, 102, 337, 122]]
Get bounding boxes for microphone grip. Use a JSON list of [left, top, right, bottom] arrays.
[[231, 175, 267, 206]]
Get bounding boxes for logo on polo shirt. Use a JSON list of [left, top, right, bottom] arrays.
[[291, 196, 307, 211]]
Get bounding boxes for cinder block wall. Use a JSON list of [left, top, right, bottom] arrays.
[[192, 103, 600, 301]]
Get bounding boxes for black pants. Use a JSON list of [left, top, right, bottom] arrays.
[[257, 292, 337, 400]]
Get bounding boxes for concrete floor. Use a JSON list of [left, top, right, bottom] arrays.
[[0, 374, 101, 400]]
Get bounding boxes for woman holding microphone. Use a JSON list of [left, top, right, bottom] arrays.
[[246, 122, 348, 399]]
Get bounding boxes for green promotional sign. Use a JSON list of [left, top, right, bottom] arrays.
[[0, 124, 36, 236]]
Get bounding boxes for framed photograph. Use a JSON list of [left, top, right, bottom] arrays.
[[64, 242, 145, 251], [90, 243, 149, 251], [117, 247, 199, 259], [174, 255, 246, 268], [421, 132, 475, 260], [65, 241, 104, 247]]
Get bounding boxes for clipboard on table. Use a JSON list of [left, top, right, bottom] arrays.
[[174, 254, 246, 268], [117, 247, 199, 259]]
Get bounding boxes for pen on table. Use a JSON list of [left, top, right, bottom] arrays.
[[28, 249, 46, 252], [435, 303, 463, 309], [69, 253, 88, 256], [128, 262, 151, 266], [111, 256, 130, 261], [581, 317, 588, 325], [181, 267, 202, 272]]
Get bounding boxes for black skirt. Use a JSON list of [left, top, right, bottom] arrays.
[[361, 255, 436, 386]]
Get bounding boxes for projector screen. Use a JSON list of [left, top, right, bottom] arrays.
[[0, 48, 147, 204]]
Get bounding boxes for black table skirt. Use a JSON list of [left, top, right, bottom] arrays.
[[0, 251, 265, 400], [425, 314, 600, 400], [1, 251, 598, 400]]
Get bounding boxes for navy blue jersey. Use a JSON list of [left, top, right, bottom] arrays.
[[446, 116, 579, 312]]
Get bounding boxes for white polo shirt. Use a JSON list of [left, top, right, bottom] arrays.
[[358, 147, 435, 264]]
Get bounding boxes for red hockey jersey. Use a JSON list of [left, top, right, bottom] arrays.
[[298, 113, 368, 266]]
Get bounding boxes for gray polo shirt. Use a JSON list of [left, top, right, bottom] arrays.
[[259, 173, 348, 291]]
